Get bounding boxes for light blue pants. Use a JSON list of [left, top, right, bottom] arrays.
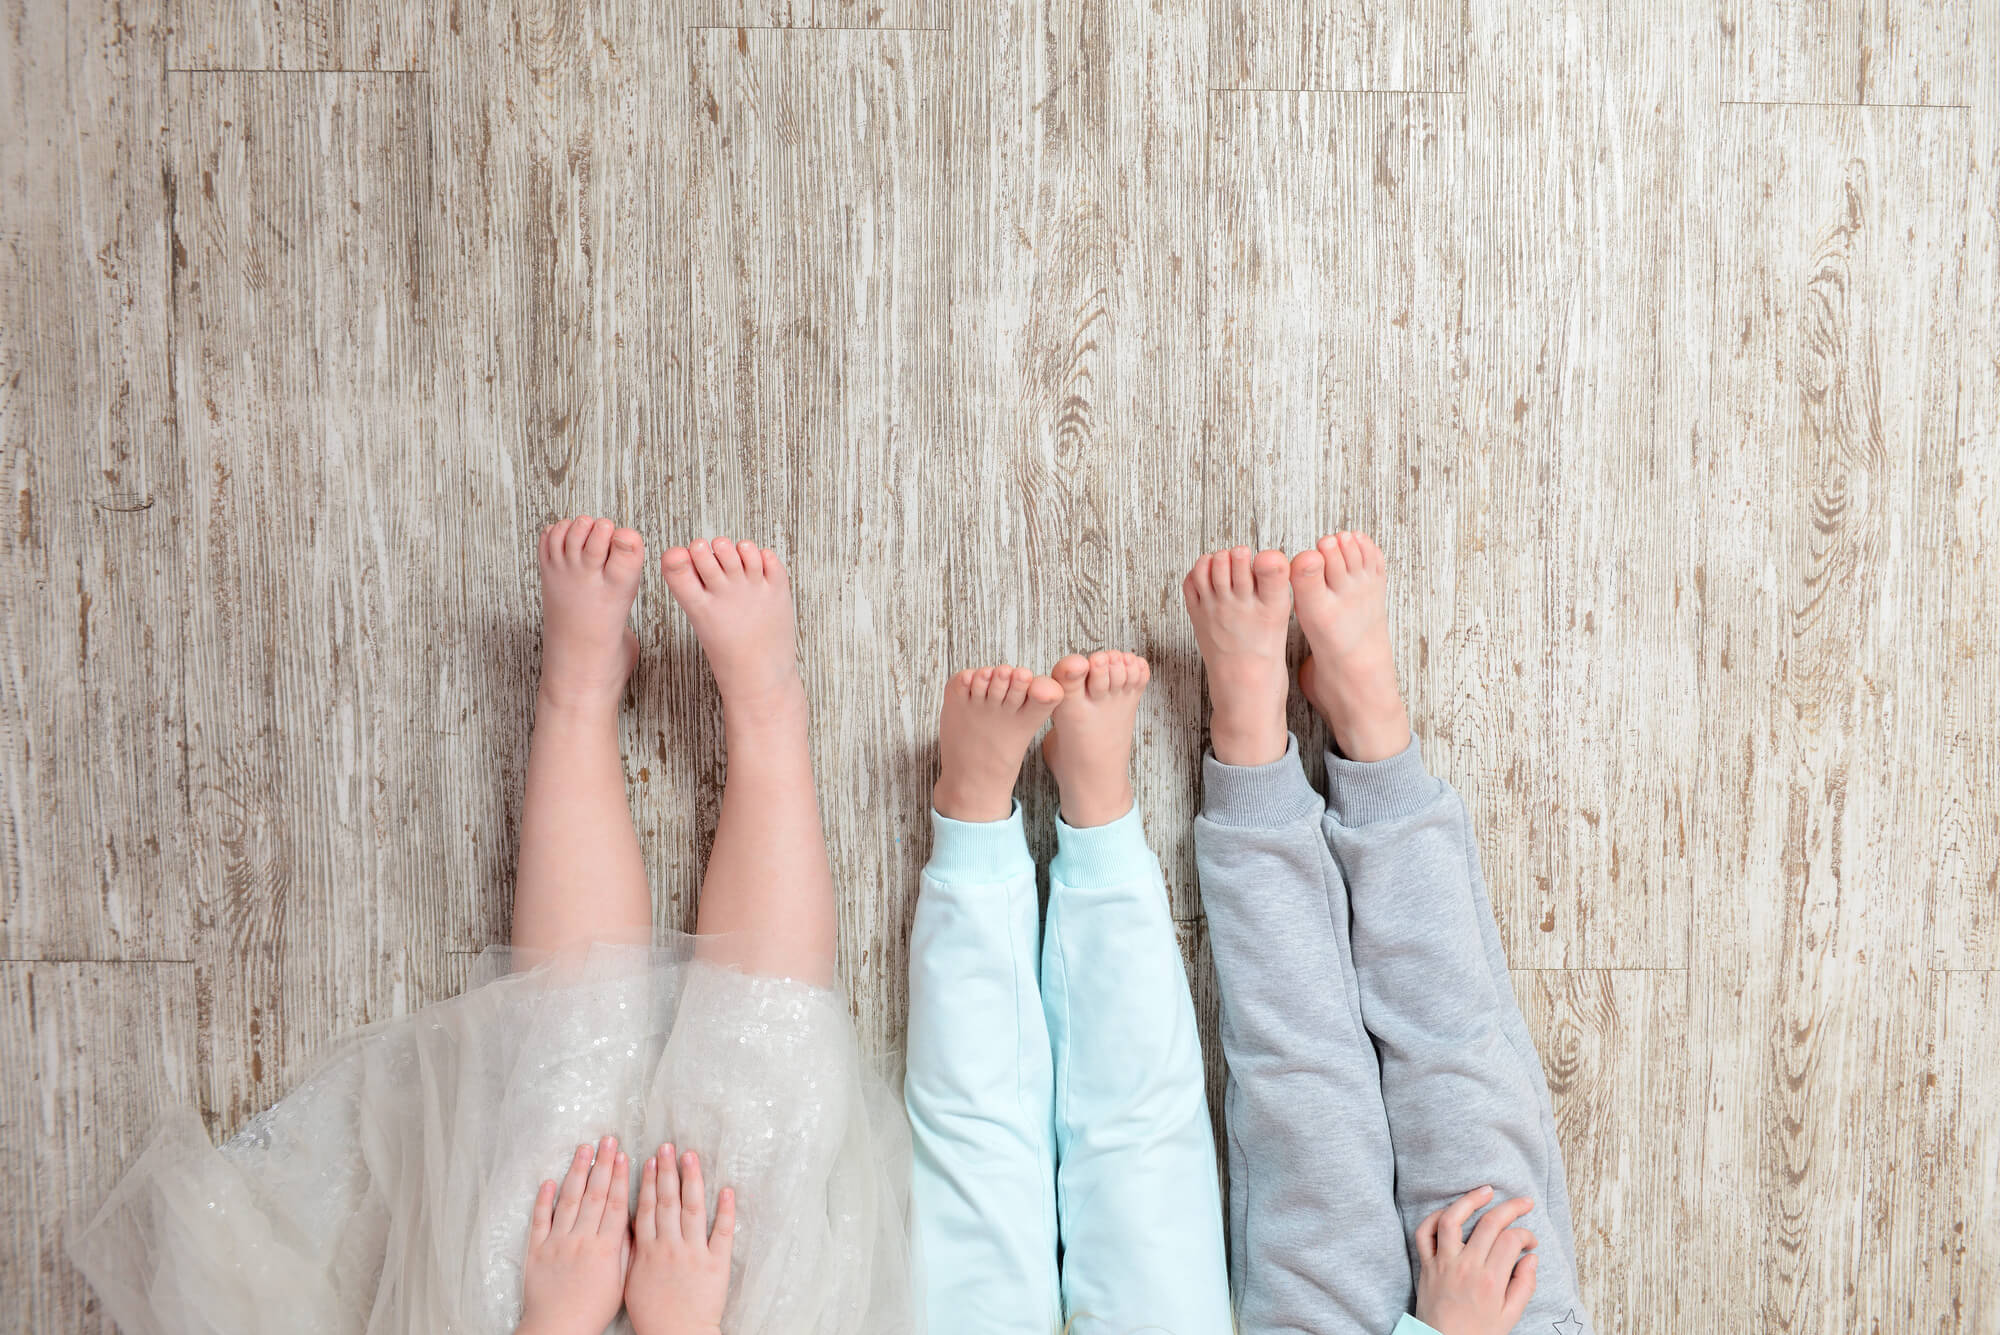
[[904, 803, 1234, 1335]]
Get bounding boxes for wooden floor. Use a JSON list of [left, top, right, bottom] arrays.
[[4, 0, 1996, 1330]]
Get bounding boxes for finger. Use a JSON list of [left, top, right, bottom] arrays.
[[634, 1152, 658, 1242], [655, 1144, 681, 1237], [598, 1150, 631, 1237], [1414, 1207, 1442, 1263], [580, 1136, 618, 1231], [1486, 1226, 1537, 1279], [553, 1143, 594, 1232], [1465, 1194, 1534, 1265], [679, 1150, 708, 1242], [1502, 1253, 1539, 1323], [530, 1179, 557, 1245], [710, 1186, 737, 1259], [1437, 1185, 1492, 1258]]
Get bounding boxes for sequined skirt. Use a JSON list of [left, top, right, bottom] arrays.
[[68, 942, 918, 1335]]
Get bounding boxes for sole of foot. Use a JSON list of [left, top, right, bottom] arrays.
[[660, 537, 805, 716], [932, 666, 1063, 823], [1040, 650, 1148, 828], [537, 515, 646, 712], [1181, 546, 1294, 768], [1289, 531, 1410, 764]]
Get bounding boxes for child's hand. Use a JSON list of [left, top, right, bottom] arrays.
[[1412, 1185, 1538, 1335], [517, 1137, 632, 1335], [625, 1144, 736, 1335]]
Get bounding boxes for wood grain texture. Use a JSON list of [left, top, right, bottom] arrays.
[[1517, 969, 1693, 1331], [0, 0, 189, 960], [1922, 971, 2000, 1328], [0, 963, 197, 1333], [1693, 102, 1962, 1332], [1718, 0, 1970, 106], [169, 71, 459, 1130], [1453, 0, 1710, 968], [1932, 0, 1999, 969], [3, 3, 1997, 1329], [166, 0, 426, 72], [692, 26, 950, 1052], [1210, 0, 1461, 92]]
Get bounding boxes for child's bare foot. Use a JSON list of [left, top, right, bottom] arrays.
[[625, 1145, 735, 1335], [537, 516, 646, 713], [1291, 532, 1411, 763], [932, 666, 1063, 823], [1040, 651, 1148, 828], [661, 538, 804, 716], [1182, 547, 1293, 767]]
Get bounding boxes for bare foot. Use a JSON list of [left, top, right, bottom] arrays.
[[1040, 651, 1149, 828], [1291, 532, 1410, 763], [1182, 546, 1293, 767], [537, 516, 646, 713], [661, 537, 804, 716], [932, 666, 1063, 823]]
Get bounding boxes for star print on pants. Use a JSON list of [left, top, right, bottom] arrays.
[[1550, 1312, 1584, 1335]]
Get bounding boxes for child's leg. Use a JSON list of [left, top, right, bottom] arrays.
[[511, 516, 655, 957], [662, 537, 835, 986], [905, 666, 1064, 1335], [1036, 652, 1234, 1333], [1185, 545, 1412, 1335], [1293, 532, 1592, 1334]]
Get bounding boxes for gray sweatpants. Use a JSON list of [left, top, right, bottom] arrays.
[[1193, 734, 1594, 1335]]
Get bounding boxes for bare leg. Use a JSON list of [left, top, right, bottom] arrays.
[[662, 537, 835, 987], [511, 516, 653, 958]]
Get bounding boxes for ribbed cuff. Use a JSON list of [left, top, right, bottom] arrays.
[[1322, 732, 1442, 826], [1199, 734, 1324, 828], [925, 803, 1035, 885], [1050, 804, 1154, 889]]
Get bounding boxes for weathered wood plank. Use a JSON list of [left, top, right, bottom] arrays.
[[1930, 1, 1999, 968], [1921, 970, 2000, 1328], [1451, 0, 1710, 968], [1718, 0, 1969, 106], [692, 26, 950, 1052], [166, 0, 427, 72], [423, 0, 703, 946], [169, 72, 457, 1129], [1692, 102, 1962, 1334], [0, 963, 198, 1332], [691, 2, 943, 26], [1210, 0, 1460, 92], [0, 0, 188, 960], [1205, 90, 1464, 813], [1516, 969, 1693, 1331]]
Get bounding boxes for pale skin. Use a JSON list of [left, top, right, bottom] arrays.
[[1183, 533, 1536, 1334], [512, 521, 835, 1334], [932, 650, 1151, 829]]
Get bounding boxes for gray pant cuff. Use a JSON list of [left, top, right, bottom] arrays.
[[1322, 731, 1442, 826], [1199, 734, 1324, 827]]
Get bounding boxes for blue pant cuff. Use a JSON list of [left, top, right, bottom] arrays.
[[925, 803, 1034, 885], [1050, 804, 1155, 890]]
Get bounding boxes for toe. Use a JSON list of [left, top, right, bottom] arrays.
[[1053, 654, 1090, 690], [973, 665, 999, 700], [760, 546, 790, 587], [1131, 655, 1152, 687], [1358, 532, 1386, 573], [1087, 650, 1113, 697], [544, 519, 573, 563], [1184, 554, 1211, 601], [713, 536, 742, 574], [1336, 531, 1361, 572], [690, 539, 725, 586], [538, 523, 559, 565], [1107, 653, 1129, 690], [1291, 548, 1328, 592], [1028, 674, 1064, 707], [583, 517, 615, 564], [563, 516, 593, 559], [736, 539, 763, 580], [1006, 667, 1036, 707], [1252, 549, 1291, 606], [948, 667, 978, 700]]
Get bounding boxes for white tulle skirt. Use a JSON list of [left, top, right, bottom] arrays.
[[69, 942, 918, 1335]]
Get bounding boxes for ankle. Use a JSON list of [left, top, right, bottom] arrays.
[[932, 772, 1014, 824], [534, 682, 624, 721], [1056, 783, 1133, 829]]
